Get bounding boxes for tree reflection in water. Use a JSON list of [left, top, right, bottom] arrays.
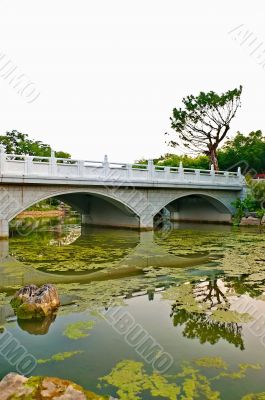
[[170, 278, 245, 350]]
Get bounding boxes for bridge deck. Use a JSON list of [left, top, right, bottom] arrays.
[[0, 151, 244, 190]]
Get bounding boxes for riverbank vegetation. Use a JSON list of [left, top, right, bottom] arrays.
[[232, 179, 265, 225]]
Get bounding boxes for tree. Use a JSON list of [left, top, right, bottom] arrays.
[[0, 130, 71, 158], [167, 86, 242, 170], [137, 154, 210, 170], [218, 130, 265, 173], [156, 153, 209, 170]]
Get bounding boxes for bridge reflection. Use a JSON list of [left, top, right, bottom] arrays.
[[0, 230, 209, 288]]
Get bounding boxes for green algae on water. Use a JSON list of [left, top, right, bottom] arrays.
[[37, 350, 83, 364], [195, 357, 228, 369], [210, 309, 253, 323], [100, 358, 264, 400], [241, 393, 265, 399], [63, 320, 95, 340]]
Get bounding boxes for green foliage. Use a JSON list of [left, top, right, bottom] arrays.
[[231, 196, 258, 225], [0, 130, 71, 158], [26, 198, 62, 211], [218, 130, 265, 173], [143, 130, 265, 173], [154, 153, 209, 169], [231, 180, 265, 225], [251, 180, 265, 204], [168, 86, 242, 169]]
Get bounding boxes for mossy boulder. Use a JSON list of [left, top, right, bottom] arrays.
[[0, 373, 109, 399], [11, 284, 60, 320]]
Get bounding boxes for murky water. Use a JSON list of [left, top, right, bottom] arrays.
[[1, 218, 265, 399]]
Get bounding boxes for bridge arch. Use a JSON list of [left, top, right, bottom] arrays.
[[153, 192, 233, 224], [8, 188, 141, 229], [0, 184, 241, 238]]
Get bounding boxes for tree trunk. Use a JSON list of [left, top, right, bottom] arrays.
[[210, 148, 219, 171]]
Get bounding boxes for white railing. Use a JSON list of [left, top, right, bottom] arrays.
[[0, 147, 244, 187]]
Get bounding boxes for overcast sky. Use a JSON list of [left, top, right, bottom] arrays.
[[0, 1, 264, 162]]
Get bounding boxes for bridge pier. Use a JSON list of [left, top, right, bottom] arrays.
[[139, 215, 154, 231], [0, 220, 9, 239], [0, 239, 9, 258], [81, 212, 141, 230], [81, 212, 154, 231]]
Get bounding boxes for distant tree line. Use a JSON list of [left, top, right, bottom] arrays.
[[0, 130, 71, 212], [0, 130, 71, 158]]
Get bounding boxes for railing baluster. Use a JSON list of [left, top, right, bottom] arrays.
[[78, 160, 84, 177], [127, 164, 132, 180], [178, 162, 184, 181], [103, 155, 109, 179], [148, 160, 154, 180], [210, 164, 215, 179], [50, 150, 57, 176], [165, 166, 170, 180], [26, 155, 33, 175]]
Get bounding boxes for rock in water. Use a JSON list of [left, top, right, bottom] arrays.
[[34, 284, 60, 310], [0, 373, 108, 399], [0, 373, 32, 399], [14, 284, 38, 303], [11, 284, 60, 320]]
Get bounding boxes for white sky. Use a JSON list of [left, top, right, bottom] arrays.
[[0, 0, 264, 162]]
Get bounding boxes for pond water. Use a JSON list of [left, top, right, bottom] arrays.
[[0, 218, 265, 399]]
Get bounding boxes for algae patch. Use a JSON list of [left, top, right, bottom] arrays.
[[100, 358, 264, 400], [63, 320, 95, 340], [37, 350, 83, 364]]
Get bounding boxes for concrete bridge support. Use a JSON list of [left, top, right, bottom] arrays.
[[0, 221, 9, 239]]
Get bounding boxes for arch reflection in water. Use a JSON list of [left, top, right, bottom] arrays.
[[2, 227, 209, 288]]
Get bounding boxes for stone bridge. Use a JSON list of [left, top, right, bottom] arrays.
[[0, 149, 245, 237]]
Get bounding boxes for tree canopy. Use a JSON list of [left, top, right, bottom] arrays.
[[167, 86, 242, 170], [217, 130, 265, 173], [0, 130, 71, 158], [151, 130, 265, 174]]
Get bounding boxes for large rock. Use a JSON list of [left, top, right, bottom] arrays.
[[0, 373, 109, 399], [240, 216, 260, 225], [0, 373, 32, 399], [11, 284, 60, 319]]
